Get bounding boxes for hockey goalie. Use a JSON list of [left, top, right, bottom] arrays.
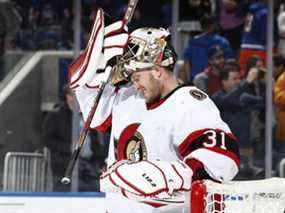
[[69, 8, 240, 213]]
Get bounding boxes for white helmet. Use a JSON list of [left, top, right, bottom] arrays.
[[120, 27, 177, 77]]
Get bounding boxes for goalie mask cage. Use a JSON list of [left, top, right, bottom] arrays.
[[190, 178, 285, 213]]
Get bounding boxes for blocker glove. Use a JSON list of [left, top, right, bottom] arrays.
[[69, 8, 129, 89], [100, 160, 193, 197]]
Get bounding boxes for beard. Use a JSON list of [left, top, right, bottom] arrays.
[[144, 73, 161, 104]]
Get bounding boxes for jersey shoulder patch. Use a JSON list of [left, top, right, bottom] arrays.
[[189, 88, 207, 101]]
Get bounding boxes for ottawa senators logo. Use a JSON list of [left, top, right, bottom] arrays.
[[114, 123, 147, 161]]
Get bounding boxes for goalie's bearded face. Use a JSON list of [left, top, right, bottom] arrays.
[[130, 68, 161, 104]]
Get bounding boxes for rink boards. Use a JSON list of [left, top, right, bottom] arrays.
[[0, 192, 106, 213]]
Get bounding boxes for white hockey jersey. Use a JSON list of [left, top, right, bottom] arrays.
[[75, 83, 240, 183]]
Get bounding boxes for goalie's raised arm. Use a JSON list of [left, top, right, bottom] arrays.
[[67, 9, 131, 130]]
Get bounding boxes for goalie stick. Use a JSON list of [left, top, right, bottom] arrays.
[[61, 0, 139, 185]]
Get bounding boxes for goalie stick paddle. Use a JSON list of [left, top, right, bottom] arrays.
[[61, 0, 139, 185]]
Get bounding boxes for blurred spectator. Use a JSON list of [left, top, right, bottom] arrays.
[[211, 62, 264, 178], [273, 55, 285, 167], [179, 0, 212, 21], [28, 7, 41, 30], [58, 8, 73, 50], [0, 13, 6, 81], [215, 0, 248, 54], [78, 125, 97, 191], [11, 1, 71, 50], [243, 55, 266, 167], [239, 0, 279, 70], [78, 121, 109, 192], [11, 0, 31, 29], [10, 1, 172, 50], [193, 45, 225, 95], [41, 85, 74, 192], [180, 14, 234, 83], [278, 3, 285, 57], [40, 3, 57, 26]]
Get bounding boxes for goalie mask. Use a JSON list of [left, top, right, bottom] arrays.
[[120, 27, 177, 78]]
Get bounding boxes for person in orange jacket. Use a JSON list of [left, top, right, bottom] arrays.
[[273, 55, 285, 166]]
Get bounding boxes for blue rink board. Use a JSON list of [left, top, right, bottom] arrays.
[[0, 192, 105, 197]]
